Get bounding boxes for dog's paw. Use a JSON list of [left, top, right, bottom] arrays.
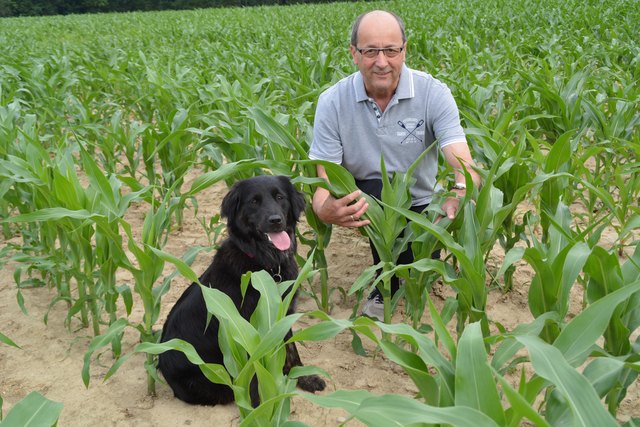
[[297, 375, 326, 393]]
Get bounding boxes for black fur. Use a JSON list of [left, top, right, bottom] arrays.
[[158, 175, 326, 406]]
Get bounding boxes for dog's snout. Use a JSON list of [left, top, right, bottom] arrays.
[[268, 214, 283, 225]]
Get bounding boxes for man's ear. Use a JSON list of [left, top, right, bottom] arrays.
[[350, 44, 359, 65]]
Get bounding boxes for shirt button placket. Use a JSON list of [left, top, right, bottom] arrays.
[[369, 99, 381, 122]]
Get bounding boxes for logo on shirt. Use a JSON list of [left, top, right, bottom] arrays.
[[397, 118, 424, 145]]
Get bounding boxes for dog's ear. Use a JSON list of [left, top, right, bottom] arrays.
[[220, 181, 242, 221], [281, 176, 306, 221]]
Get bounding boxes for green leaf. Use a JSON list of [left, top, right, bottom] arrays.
[[491, 312, 559, 371], [200, 286, 260, 354], [82, 318, 129, 387], [2, 208, 104, 223], [254, 362, 279, 416], [239, 391, 298, 427], [455, 322, 506, 425], [0, 332, 20, 349], [249, 270, 284, 333], [492, 367, 551, 427], [289, 318, 351, 342], [0, 391, 63, 427], [299, 389, 370, 414], [495, 247, 525, 279], [246, 106, 307, 158], [517, 335, 618, 427], [378, 340, 439, 404], [553, 278, 640, 365], [136, 340, 232, 386], [427, 293, 456, 360], [185, 159, 280, 197], [148, 246, 201, 284], [558, 242, 592, 316], [79, 145, 117, 214], [524, 246, 558, 317], [248, 314, 301, 362], [352, 393, 500, 427]]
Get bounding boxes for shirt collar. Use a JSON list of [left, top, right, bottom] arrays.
[[353, 64, 414, 103]]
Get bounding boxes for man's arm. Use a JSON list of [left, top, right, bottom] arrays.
[[442, 142, 481, 188], [440, 142, 482, 219]]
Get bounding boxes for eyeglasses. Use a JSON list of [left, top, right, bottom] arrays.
[[355, 46, 405, 59]]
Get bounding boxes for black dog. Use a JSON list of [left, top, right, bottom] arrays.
[[158, 175, 326, 406]]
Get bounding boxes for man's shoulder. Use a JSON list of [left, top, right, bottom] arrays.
[[319, 72, 358, 101], [406, 67, 450, 91]]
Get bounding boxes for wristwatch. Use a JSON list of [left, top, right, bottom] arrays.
[[451, 182, 466, 190]]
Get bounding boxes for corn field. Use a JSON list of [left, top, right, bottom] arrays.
[[0, 0, 639, 425]]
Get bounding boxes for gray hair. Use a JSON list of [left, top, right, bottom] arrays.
[[350, 10, 406, 46]]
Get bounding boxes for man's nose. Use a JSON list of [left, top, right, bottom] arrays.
[[373, 50, 389, 66]]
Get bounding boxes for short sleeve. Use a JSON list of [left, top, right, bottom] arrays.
[[309, 91, 344, 164], [430, 85, 467, 148]]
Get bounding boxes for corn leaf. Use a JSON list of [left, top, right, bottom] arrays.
[[250, 270, 285, 333], [517, 335, 618, 427], [0, 391, 63, 427], [553, 278, 640, 365], [0, 332, 20, 349], [136, 339, 232, 386], [455, 322, 506, 425], [305, 390, 501, 426], [200, 286, 260, 354]]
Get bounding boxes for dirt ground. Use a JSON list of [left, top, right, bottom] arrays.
[[1, 172, 638, 426]]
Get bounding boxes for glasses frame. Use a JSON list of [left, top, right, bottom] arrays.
[[355, 45, 405, 59]]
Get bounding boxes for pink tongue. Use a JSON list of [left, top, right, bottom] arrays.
[[268, 231, 291, 251]]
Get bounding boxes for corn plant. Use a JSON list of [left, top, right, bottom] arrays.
[[294, 272, 640, 426], [2, 143, 148, 341], [80, 190, 185, 395], [581, 244, 640, 415]]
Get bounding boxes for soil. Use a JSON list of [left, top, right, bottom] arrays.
[[1, 171, 638, 426]]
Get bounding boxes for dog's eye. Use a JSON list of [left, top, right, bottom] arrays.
[[275, 194, 284, 201]]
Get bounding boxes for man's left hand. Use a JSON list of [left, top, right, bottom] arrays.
[[441, 195, 461, 220]]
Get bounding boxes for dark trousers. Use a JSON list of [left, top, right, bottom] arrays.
[[356, 179, 438, 296]]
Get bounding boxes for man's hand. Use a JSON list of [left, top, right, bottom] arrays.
[[440, 194, 461, 220], [313, 188, 370, 228]]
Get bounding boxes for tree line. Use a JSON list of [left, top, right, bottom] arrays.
[[0, 0, 345, 17]]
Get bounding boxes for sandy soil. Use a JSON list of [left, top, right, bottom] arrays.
[[1, 174, 638, 426]]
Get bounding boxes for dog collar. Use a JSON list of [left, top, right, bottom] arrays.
[[242, 251, 282, 283]]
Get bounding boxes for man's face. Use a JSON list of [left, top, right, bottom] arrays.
[[350, 12, 405, 100]]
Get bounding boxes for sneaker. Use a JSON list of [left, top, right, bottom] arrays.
[[361, 291, 384, 320]]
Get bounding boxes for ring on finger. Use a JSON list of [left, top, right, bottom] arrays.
[[350, 215, 355, 222]]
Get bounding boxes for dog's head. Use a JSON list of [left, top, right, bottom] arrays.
[[220, 175, 306, 254]]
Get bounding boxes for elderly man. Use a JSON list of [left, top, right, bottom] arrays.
[[309, 10, 481, 319]]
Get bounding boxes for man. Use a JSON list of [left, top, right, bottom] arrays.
[[309, 10, 481, 319]]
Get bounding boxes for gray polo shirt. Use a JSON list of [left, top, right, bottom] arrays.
[[310, 64, 466, 206]]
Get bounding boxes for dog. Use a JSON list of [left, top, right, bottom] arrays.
[[157, 175, 326, 406]]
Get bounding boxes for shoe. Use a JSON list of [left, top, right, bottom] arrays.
[[361, 291, 384, 320]]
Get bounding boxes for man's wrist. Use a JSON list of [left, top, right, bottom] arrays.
[[449, 182, 465, 198]]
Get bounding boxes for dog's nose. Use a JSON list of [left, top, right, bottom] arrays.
[[268, 215, 283, 225]]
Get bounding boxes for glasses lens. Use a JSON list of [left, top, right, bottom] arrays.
[[362, 49, 378, 58], [360, 47, 403, 58], [385, 47, 402, 57]]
